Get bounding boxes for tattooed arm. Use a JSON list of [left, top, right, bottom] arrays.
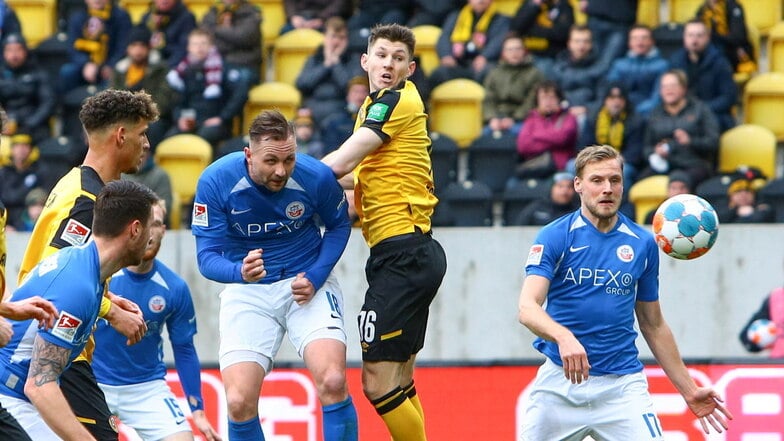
[[23, 335, 97, 441]]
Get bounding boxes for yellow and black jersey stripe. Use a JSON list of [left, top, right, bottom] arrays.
[[353, 80, 438, 247]]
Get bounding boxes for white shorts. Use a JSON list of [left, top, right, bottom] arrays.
[[99, 380, 191, 440], [218, 273, 347, 373], [520, 359, 664, 441], [0, 394, 62, 440]]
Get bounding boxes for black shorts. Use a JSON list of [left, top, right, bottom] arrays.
[[360, 231, 447, 362], [59, 360, 118, 441], [0, 404, 31, 441]]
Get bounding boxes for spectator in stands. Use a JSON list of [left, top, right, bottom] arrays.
[[509, 0, 575, 77], [605, 24, 669, 117], [577, 0, 637, 65], [0, 1, 20, 41], [296, 17, 363, 126], [670, 19, 737, 133], [578, 82, 645, 186], [408, 0, 463, 27], [165, 28, 250, 151], [14, 186, 47, 231], [140, 0, 197, 68], [349, 0, 413, 35], [694, 0, 756, 73], [482, 35, 544, 138], [280, 0, 353, 34], [200, 0, 262, 85], [122, 148, 174, 227], [293, 112, 324, 158], [0, 33, 55, 144], [319, 75, 369, 156], [58, 0, 132, 94], [514, 171, 578, 225], [716, 168, 774, 223], [639, 69, 719, 187], [513, 80, 578, 183], [112, 25, 177, 150], [643, 169, 692, 224], [429, 0, 510, 89], [0, 134, 55, 229], [551, 24, 612, 128]]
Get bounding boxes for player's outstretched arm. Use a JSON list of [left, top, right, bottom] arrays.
[[0, 296, 58, 329], [25, 335, 97, 441], [635, 300, 733, 434], [322, 127, 383, 178]]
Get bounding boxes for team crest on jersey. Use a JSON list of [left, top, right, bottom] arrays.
[[286, 201, 305, 220], [61, 218, 91, 246], [108, 415, 119, 433], [616, 245, 634, 262], [148, 295, 166, 313], [366, 103, 389, 122], [51, 311, 82, 343], [192, 203, 208, 227], [526, 244, 544, 266]]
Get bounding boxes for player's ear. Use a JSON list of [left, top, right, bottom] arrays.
[[115, 125, 126, 146]]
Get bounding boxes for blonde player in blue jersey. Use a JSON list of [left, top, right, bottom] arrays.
[[0, 180, 157, 440], [191, 110, 357, 441], [92, 199, 221, 441], [517, 145, 733, 440]]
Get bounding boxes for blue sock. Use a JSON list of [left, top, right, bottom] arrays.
[[228, 416, 266, 441], [322, 396, 359, 441]]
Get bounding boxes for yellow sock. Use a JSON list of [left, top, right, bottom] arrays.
[[403, 381, 424, 423], [372, 387, 427, 441]]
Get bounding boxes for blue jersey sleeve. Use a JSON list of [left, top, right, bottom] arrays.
[[172, 341, 203, 412], [525, 222, 567, 280], [303, 167, 351, 290], [167, 276, 203, 411], [195, 236, 244, 283]]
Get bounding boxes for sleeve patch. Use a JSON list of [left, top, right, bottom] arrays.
[[51, 311, 83, 344], [526, 244, 544, 266], [366, 103, 390, 122], [192, 203, 208, 227], [60, 219, 91, 246]]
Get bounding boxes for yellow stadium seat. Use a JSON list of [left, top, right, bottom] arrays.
[[272, 28, 323, 86], [118, 0, 150, 23], [637, 0, 659, 28], [154, 134, 212, 215], [738, 0, 781, 35], [7, 0, 56, 48], [244, 81, 301, 125], [767, 22, 784, 73], [254, 0, 285, 50], [669, 0, 702, 23], [183, 0, 212, 20], [0, 136, 10, 166], [628, 174, 669, 224], [569, 0, 586, 25], [718, 124, 776, 179], [411, 25, 441, 76], [494, 0, 522, 17], [429, 79, 485, 148], [168, 191, 182, 229], [743, 72, 784, 141]]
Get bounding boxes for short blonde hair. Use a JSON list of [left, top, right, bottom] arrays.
[[574, 145, 623, 178]]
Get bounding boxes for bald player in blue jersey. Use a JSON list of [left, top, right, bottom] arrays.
[[0, 180, 157, 441], [192, 109, 357, 441], [92, 199, 220, 441], [517, 145, 732, 440]]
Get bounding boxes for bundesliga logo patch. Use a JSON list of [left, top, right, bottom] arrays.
[[60, 219, 91, 246], [51, 311, 82, 343], [192, 203, 208, 227], [526, 244, 544, 266]]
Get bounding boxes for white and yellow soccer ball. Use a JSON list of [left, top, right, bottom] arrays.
[[652, 194, 719, 260]]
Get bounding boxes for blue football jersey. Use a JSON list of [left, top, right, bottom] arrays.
[[92, 260, 197, 385], [191, 152, 350, 287], [0, 242, 104, 400], [525, 210, 660, 375]]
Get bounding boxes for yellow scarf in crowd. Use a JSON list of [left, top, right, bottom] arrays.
[[595, 108, 626, 150], [74, 4, 112, 65], [701, 0, 729, 36], [525, 1, 553, 51], [451, 2, 497, 44]]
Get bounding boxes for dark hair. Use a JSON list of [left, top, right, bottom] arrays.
[[79, 89, 159, 133], [248, 109, 295, 143], [367, 23, 415, 61], [535, 80, 564, 103], [93, 180, 158, 237], [628, 23, 652, 36], [325, 16, 347, 34]]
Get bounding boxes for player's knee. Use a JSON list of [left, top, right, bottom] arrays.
[[225, 390, 258, 421], [315, 368, 348, 402]]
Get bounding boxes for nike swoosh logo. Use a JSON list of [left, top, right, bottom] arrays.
[[569, 245, 590, 252], [231, 208, 251, 215]]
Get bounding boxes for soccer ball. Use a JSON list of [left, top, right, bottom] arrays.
[[746, 318, 778, 349], [652, 194, 719, 260]]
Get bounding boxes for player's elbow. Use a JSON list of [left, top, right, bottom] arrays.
[[24, 377, 45, 403]]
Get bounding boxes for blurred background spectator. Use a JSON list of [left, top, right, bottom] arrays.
[[408, 0, 462, 27], [578, 0, 637, 66], [293, 110, 324, 158], [200, 0, 262, 85], [694, 0, 755, 73], [122, 147, 174, 226], [0, 0, 21, 41], [716, 167, 774, 223], [509, 0, 574, 78], [0, 134, 56, 229], [15, 186, 47, 231], [514, 171, 578, 225], [140, 0, 197, 68], [320, 75, 369, 156], [644, 170, 692, 224], [280, 0, 352, 34]]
